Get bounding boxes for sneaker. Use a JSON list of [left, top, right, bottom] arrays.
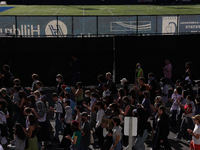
[[187, 140, 191, 143], [173, 137, 181, 141]]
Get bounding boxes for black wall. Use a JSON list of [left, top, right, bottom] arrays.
[[0, 37, 113, 87], [0, 35, 200, 87], [115, 35, 200, 84]]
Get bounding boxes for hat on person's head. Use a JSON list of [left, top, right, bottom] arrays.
[[61, 84, 67, 89], [81, 112, 88, 117], [120, 78, 127, 83], [65, 87, 71, 94], [27, 95, 35, 102], [71, 120, 79, 128], [192, 115, 200, 121]]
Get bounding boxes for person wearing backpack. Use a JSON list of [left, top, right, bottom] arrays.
[[50, 93, 64, 142], [148, 73, 160, 105], [32, 90, 51, 146], [58, 100, 73, 150]]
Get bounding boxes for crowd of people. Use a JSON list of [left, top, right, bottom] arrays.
[[0, 59, 200, 150]]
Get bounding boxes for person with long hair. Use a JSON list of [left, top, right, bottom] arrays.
[[0, 99, 9, 146], [13, 123, 26, 150], [153, 106, 172, 150], [174, 95, 195, 142], [110, 116, 122, 150], [109, 103, 120, 117], [114, 88, 125, 109], [15, 90, 29, 127], [72, 82, 84, 111], [129, 89, 136, 105], [17, 90, 29, 111], [75, 105, 81, 128], [65, 120, 81, 150], [23, 114, 39, 150]]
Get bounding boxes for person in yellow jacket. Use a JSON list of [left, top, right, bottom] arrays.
[[135, 63, 144, 86]]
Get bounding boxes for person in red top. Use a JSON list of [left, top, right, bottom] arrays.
[[174, 95, 194, 142]]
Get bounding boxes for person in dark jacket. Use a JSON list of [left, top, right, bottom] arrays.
[[133, 107, 148, 150], [56, 74, 65, 95], [153, 106, 172, 150]]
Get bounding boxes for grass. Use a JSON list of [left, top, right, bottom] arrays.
[[0, 4, 200, 16]]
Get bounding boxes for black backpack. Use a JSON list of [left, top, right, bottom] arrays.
[[8, 71, 15, 83], [57, 102, 66, 119], [111, 82, 117, 94], [0, 111, 9, 137]]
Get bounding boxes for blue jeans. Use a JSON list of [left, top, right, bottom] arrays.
[[134, 129, 148, 150], [80, 144, 89, 150], [72, 72, 81, 87], [55, 118, 63, 139], [171, 110, 177, 127], [165, 77, 175, 89], [111, 140, 122, 150], [71, 144, 81, 150]]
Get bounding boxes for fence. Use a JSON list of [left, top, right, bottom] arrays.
[[6, 0, 197, 5], [1, 15, 200, 38]]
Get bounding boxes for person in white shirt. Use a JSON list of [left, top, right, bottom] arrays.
[[23, 107, 32, 129], [110, 116, 122, 150], [95, 101, 105, 148], [0, 144, 3, 150], [0, 99, 9, 146], [160, 78, 168, 107], [168, 87, 182, 128], [188, 115, 200, 150], [102, 84, 111, 99]]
